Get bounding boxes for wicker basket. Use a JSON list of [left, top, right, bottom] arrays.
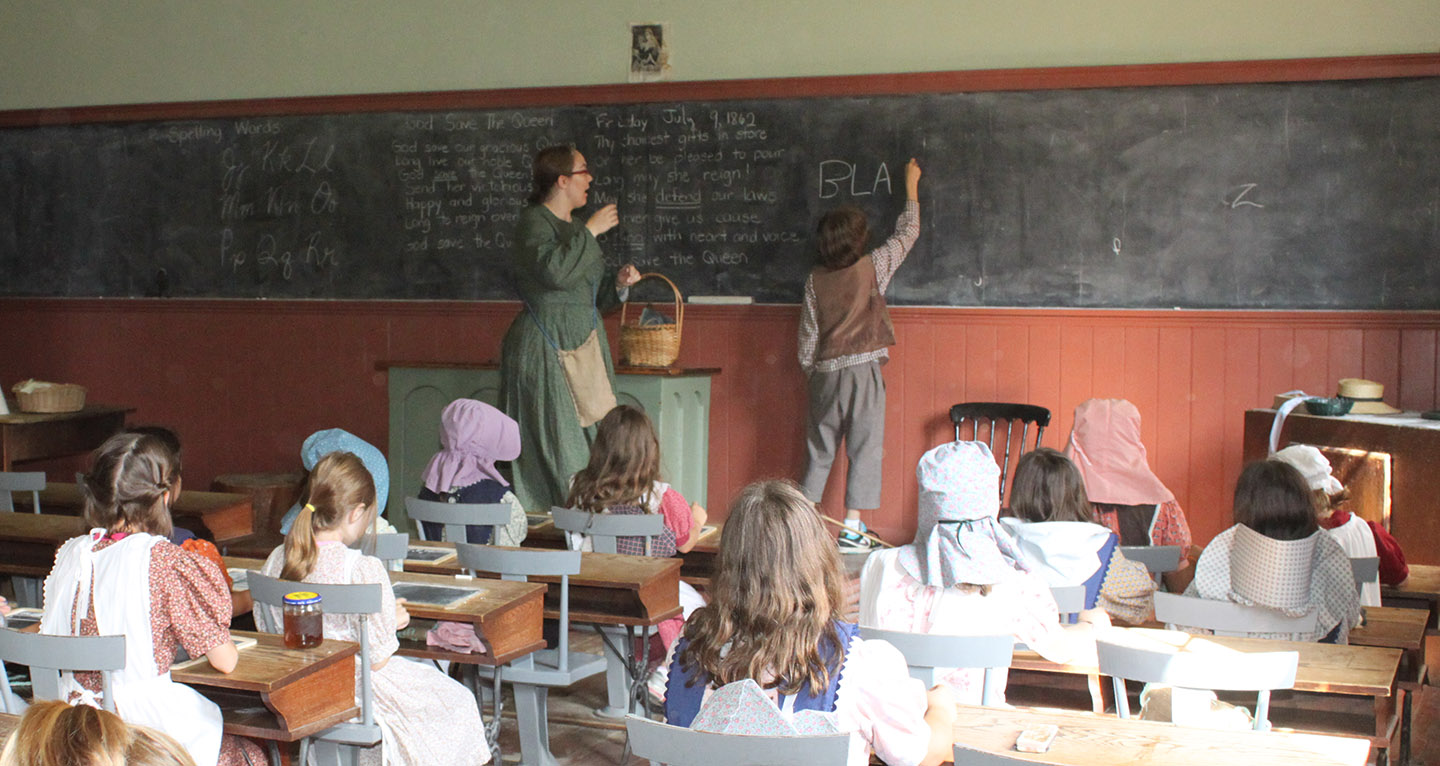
[[619, 273, 683, 368], [11, 381, 87, 413]]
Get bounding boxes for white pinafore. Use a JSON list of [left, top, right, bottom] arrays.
[[41, 531, 224, 766]]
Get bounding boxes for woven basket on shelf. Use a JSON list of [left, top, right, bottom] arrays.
[[618, 273, 683, 368], [12, 382, 87, 413]]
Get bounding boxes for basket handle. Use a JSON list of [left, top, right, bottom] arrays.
[[619, 272, 684, 333]]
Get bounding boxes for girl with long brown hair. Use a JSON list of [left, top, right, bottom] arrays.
[[257, 452, 491, 765], [40, 433, 265, 766], [999, 447, 1155, 624], [668, 480, 956, 766]]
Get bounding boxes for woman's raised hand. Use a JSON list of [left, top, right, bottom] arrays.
[[617, 264, 642, 288], [586, 204, 620, 237]]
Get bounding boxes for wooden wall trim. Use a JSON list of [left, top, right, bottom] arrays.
[[4, 297, 1440, 331], [3, 54, 1437, 128]]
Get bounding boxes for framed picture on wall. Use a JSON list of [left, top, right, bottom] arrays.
[[629, 22, 671, 83]]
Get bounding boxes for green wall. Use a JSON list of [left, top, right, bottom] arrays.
[[3, 1, 1437, 109]]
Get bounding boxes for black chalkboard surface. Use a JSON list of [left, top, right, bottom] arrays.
[[2, 75, 1437, 308]]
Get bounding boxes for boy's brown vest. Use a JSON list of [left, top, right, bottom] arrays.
[[812, 254, 896, 362]]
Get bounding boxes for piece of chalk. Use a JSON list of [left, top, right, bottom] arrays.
[[688, 295, 754, 305]]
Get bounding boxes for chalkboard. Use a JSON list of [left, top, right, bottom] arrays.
[[2, 75, 1437, 308]]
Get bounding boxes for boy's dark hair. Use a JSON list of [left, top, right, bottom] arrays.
[[815, 205, 869, 270], [1233, 460, 1320, 541]]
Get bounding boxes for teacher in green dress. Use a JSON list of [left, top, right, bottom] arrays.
[[500, 145, 641, 513]]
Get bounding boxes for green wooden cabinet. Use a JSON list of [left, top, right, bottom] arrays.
[[385, 364, 713, 530]]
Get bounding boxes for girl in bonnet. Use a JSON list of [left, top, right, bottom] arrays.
[[858, 441, 1107, 705], [1183, 460, 1361, 643], [1063, 399, 1196, 590], [417, 399, 527, 546]]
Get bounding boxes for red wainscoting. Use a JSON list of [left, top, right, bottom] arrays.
[[2, 298, 1437, 548]]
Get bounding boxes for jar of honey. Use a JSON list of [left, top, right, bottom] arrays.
[[282, 591, 323, 649]]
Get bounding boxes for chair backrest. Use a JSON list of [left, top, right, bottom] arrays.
[[625, 715, 850, 766], [1349, 556, 1380, 592], [0, 471, 45, 514], [950, 403, 1051, 501], [247, 572, 384, 730], [859, 626, 1013, 706], [550, 506, 666, 555], [1096, 636, 1298, 729], [369, 532, 409, 566], [0, 628, 125, 713], [1153, 591, 1319, 638], [455, 543, 582, 670], [1049, 584, 1086, 623], [1119, 545, 1183, 574], [954, 745, 1063, 766], [404, 496, 511, 543]]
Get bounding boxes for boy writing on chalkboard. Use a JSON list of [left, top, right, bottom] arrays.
[[798, 157, 921, 551]]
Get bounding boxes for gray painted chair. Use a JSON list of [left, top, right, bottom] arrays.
[[457, 544, 606, 766], [1049, 584, 1086, 624], [0, 471, 44, 513], [369, 532, 409, 567], [1153, 591, 1319, 638], [859, 626, 1013, 707], [550, 506, 666, 555], [550, 505, 671, 717], [404, 496, 511, 544], [248, 572, 384, 766], [0, 628, 125, 714], [1119, 545, 1182, 575], [625, 714, 851, 766], [1097, 635, 1299, 730], [1350, 556, 1380, 593]]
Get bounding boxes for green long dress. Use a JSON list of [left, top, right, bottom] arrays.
[[499, 204, 622, 513]]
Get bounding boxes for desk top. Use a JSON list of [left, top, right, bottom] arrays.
[[173, 630, 358, 741], [1385, 563, 1440, 603], [225, 556, 548, 666], [405, 541, 682, 626], [18, 483, 254, 543], [951, 704, 1373, 766], [0, 405, 133, 425], [1248, 407, 1440, 432], [1350, 605, 1428, 654], [1012, 627, 1402, 698], [0, 511, 87, 542], [0, 712, 14, 741]]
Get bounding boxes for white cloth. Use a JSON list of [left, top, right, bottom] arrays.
[[1272, 444, 1345, 495], [1326, 514, 1382, 607], [899, 442, 1030, 587], [998, 518, 1112, 587], [1186, 525, 1362, 642], [42, 532, 223, 766]]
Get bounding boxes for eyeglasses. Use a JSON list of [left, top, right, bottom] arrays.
[[563, 168, 592, 177]]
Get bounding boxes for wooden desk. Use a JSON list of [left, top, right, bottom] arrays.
[[0, 712, 15, 741], [523, 516, 722, 586], [0, 406, 131, 471], [0, 512, 86, 577], [1012, 627, 1403, 751], [1245, 408, 1440, 564], [225, 556, 548, 667], [16, 482, 254, 544], [172, 630, 358, 742], [951, 704, 1372, 766], [1384, 563, 1440, 632], [403, 542, 682, 627]]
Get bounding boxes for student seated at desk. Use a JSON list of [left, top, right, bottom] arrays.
[[1064, 399, 1198, 590], [40, 433, 267, 766], [565, 405, 708, 652], [256, 451, 490, 766], [1, 700, 195, 766], [278, 428, 397, 535], [1273, 444, 1408, 605], [417, 399, 527, 546], [1183, 460, 1362, 643], [859, 441, 1107, 706], [999, 448, 1155, 624], [667, 480, 955, 766]]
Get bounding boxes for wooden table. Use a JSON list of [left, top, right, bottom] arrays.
[[225, 556, 548, 667], [0, 712, 15, 741], [1384, 563, 1440, 632], [0, 406, 131, 471], [522, 515, 722, 587], [951, 703, 1373, 766], [172, 630, 358, 742], [16, 482, 254, 544], [1012, 627, 1403, 753], [0, 512, 86, 578], [1245, 408, 1440, 565]]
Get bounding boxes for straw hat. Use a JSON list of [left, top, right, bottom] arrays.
[[1336, 378, 1401, 414]]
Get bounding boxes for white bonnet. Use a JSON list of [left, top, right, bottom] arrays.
[[1272, 444, 1344, 496]]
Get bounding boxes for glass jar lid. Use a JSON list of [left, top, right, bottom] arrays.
[[283, 591, 321, 606]]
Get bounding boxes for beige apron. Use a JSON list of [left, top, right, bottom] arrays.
[[528, 280, 617, 428]]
